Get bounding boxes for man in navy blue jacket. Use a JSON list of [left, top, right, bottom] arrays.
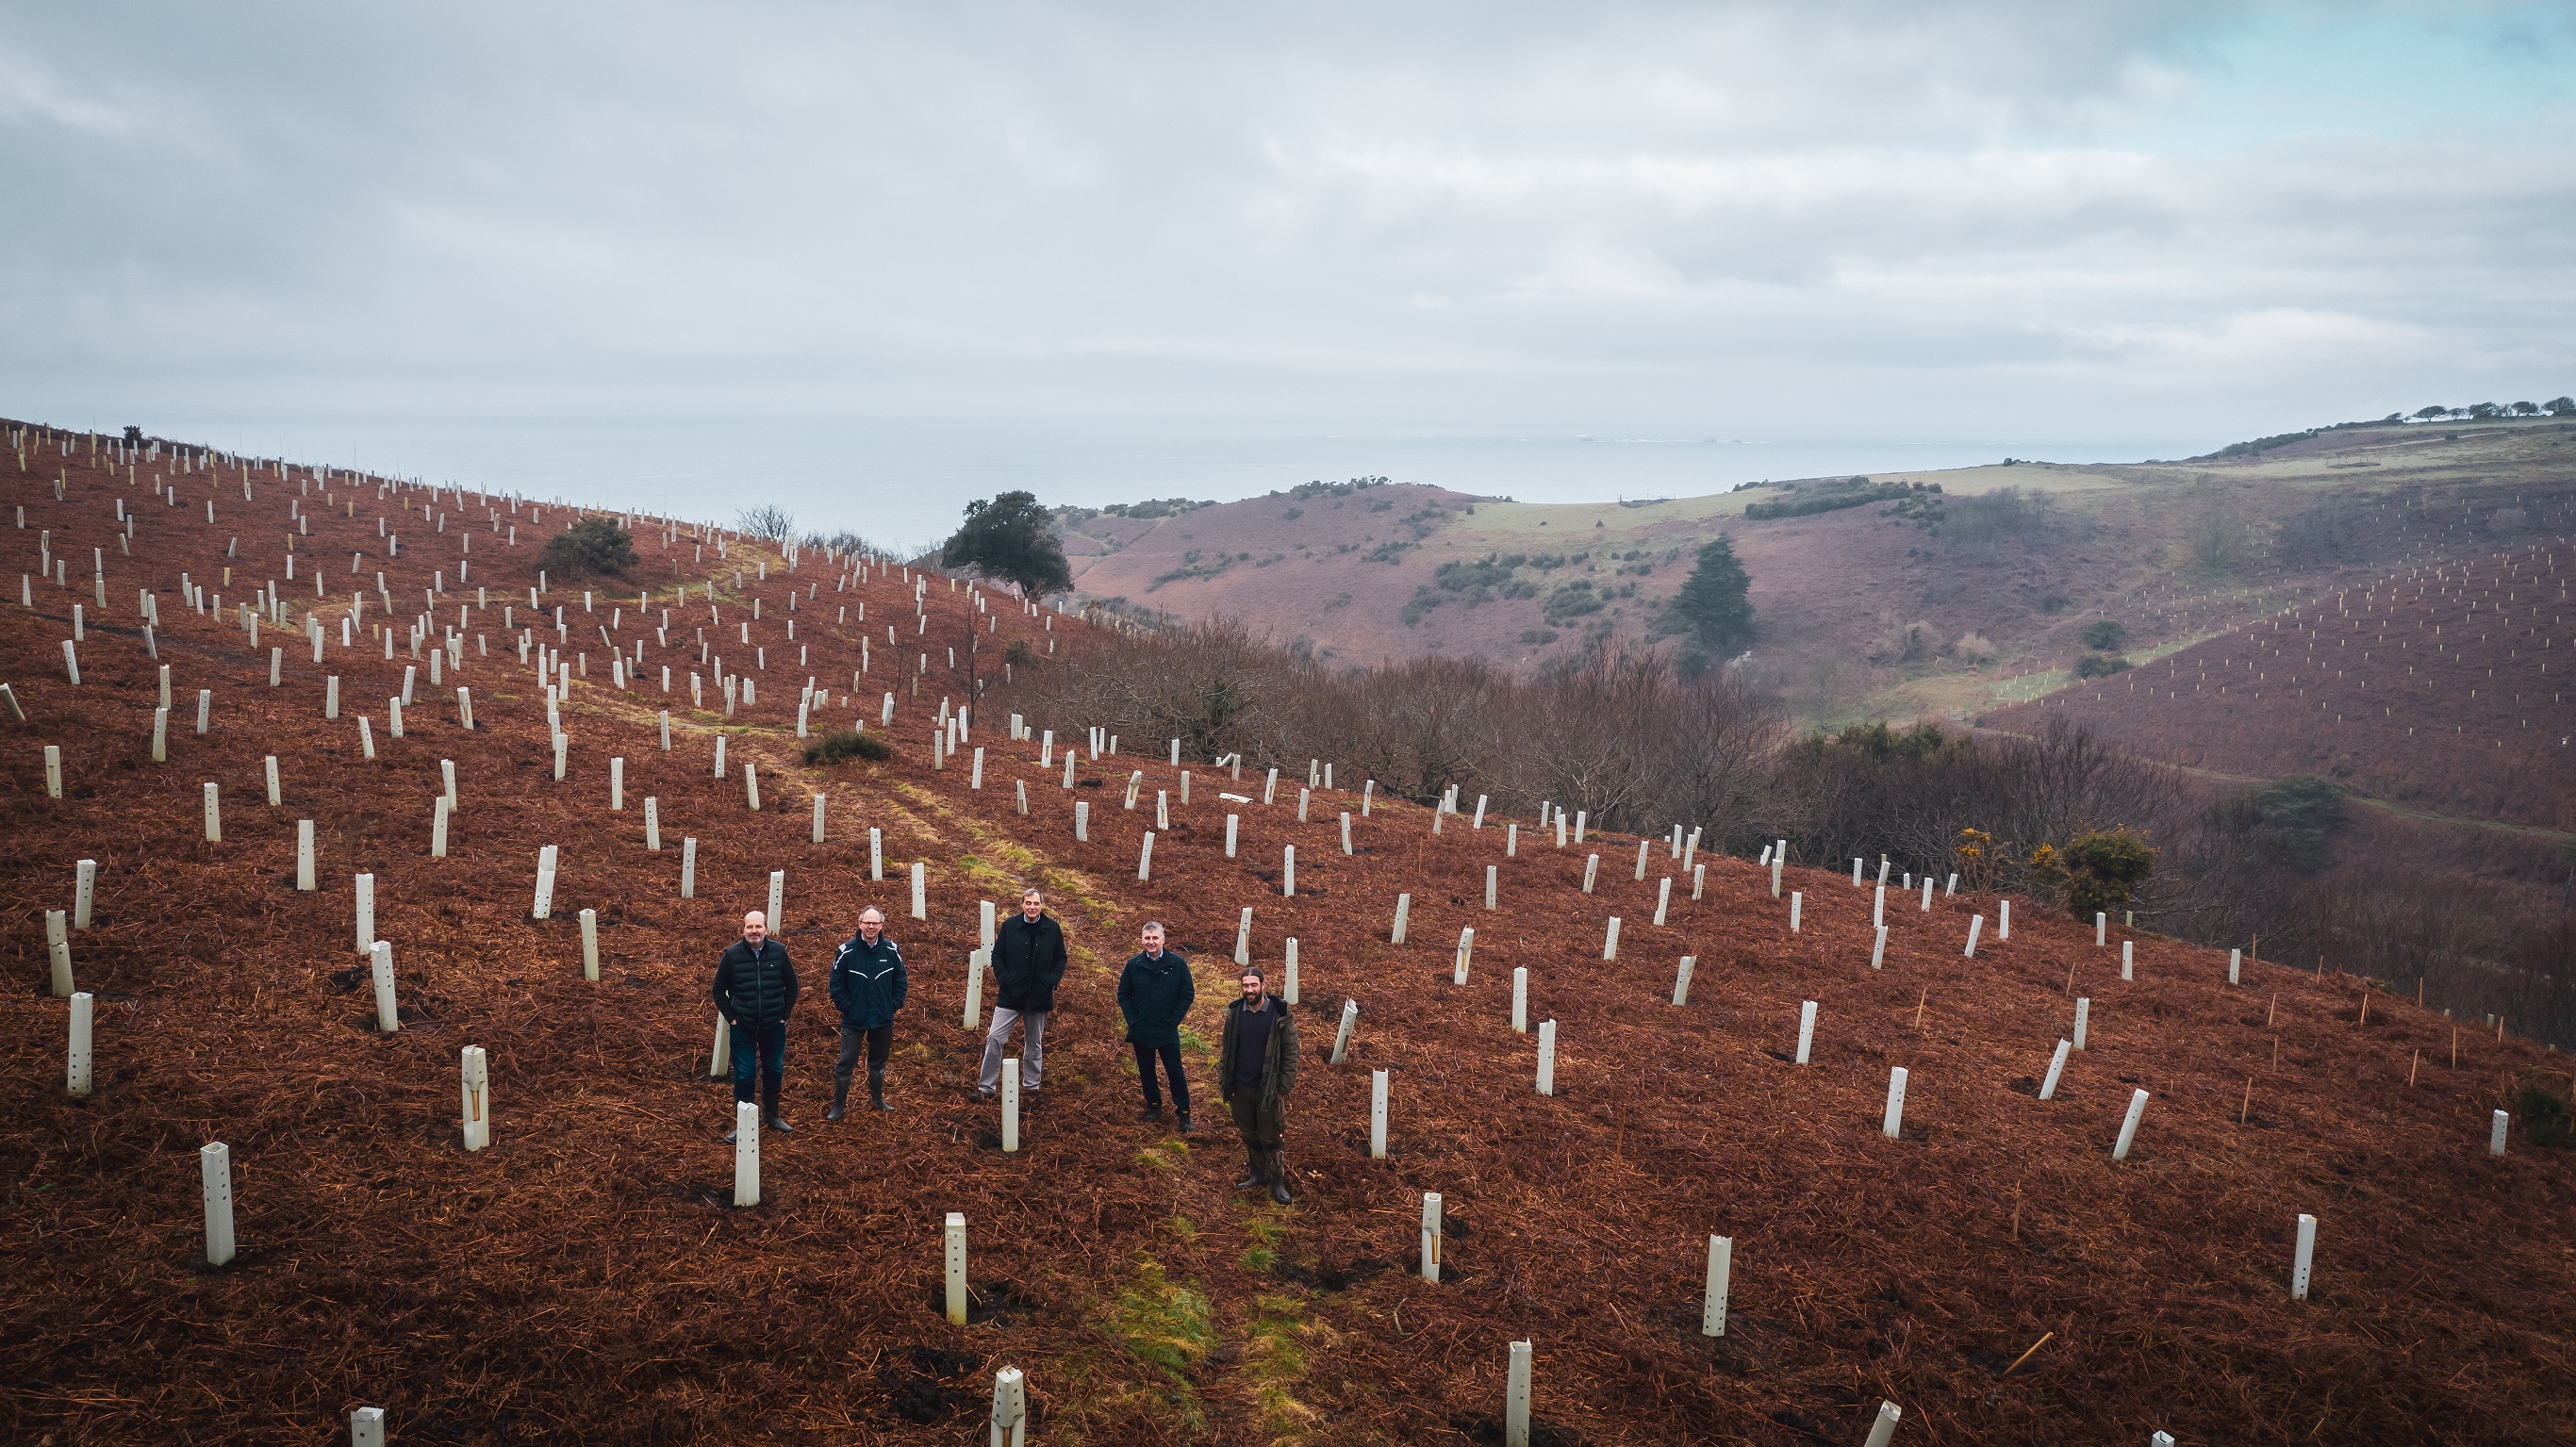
[[828, 906, 907, 1120]]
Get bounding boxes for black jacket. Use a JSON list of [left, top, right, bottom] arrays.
[[1217, 994, 1299, 1105], [714, 938, 799, 1028], [992, 911, 1068, 1014], [1116, 949, 1195, 1047], [828, 931, 907, 1030]]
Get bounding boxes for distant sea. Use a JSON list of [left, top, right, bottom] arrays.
[[137, 412, 2222, 551]]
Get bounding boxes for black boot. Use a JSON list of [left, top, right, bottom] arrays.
[[723, 1098, 750, 1143], [1236, 1148, 1266, 1191], [1139, 1103, 1164, 1124], [869, 1066, 895, 1111], [827, 1077, 849, 1122], [1268, 1148, 1294, 1206], [763, 1085, 794, 1135], [1177, 1109, 1195, 1134]]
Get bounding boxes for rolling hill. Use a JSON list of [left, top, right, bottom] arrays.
[[1059, 419, 2576, 739]]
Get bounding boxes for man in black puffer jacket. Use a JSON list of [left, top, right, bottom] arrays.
[[714, 910, 800, 1141], [977, 888, 1067, 1102], [827, 906, 907, 1120]]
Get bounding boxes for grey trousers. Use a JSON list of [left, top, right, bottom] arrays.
[[977, 1007, 1048, 1091]]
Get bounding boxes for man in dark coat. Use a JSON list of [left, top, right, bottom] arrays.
[[978, 888, 1067, 1101], [1217, 965, 1299, 1205], [827, 906, 906, 1120], [1116, 920, 1195, 1130], [713, 910, 799, 1141]]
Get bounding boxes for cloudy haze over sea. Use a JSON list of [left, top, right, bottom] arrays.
[[4, 2, 2568, 542]]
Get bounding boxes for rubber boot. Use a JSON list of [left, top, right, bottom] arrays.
[[869, 1066, 895, 1111], [723, 1097, 750, 1143], [1267, 1148, 1294, 1206], [763, 1084, 794, 1135], [1236, 1148, 1266, 1191], [827, 1077, 849, 1122]]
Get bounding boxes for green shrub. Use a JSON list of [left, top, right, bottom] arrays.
[[2074, 651, 2131, 679], [541, 517, 637, 580], [2060, 827, 2155, 920], [2081, 619, 2126, 650], [803, 729, 891, 765]]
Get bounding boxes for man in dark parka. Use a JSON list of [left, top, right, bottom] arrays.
[[1217, 965, 1299, 1205], [978, 887, 1067, 1100]]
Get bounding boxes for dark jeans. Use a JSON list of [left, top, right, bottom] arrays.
[[836, 1023, 893, 1086], [730, 1019, 786, 1102], [1229, 1089, 1286, 1150], [1132, 1040, 1190, 1111]]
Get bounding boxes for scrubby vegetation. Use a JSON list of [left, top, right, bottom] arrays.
[[540, 516, 637, 580], [802, 729, 893, 765], [1741, 475, 1936, 520]]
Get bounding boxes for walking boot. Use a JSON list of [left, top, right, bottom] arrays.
[[1236, 1148, 1267, 1191], [869, 1066, 895, 1111], [1139, 1103, 1164, 1124], [1267, 1148, 1294, 1206], [1177, 1109, 1195, 1134], [827, 1077, 849, 1122], [762, 1085, 794, 1135]]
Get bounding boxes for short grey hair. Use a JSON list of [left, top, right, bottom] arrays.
[[1141, 920, 1165, 934]]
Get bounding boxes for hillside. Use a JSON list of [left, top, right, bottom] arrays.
[[6, 419, 2576, 1446], [1985, 541, 2573, 830], [1060, 421, 2576, 734]]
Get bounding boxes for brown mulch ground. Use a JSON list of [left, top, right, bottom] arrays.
[[3, 426, 2572, 1446]]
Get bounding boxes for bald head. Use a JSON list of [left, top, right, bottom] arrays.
[[742, 912, 768, 946]]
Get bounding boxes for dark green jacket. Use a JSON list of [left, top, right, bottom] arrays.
[[1116, 949, 1195, 1047], [1216, 994, 1298, 1105]]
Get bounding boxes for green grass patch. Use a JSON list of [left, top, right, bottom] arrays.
[[1107, 1257, 1214, 1430], [1243, 1291, 1319, 1440]]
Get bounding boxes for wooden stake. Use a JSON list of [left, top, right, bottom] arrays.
[[2271, 1036, 2280, 1069], [2359, 991, 2369, 1027], [2268, 992, 2277, 1028], [1914, 989, 1927, 1030], [2240, 1077, 2253, 1124], [2408, 1050, 2419, 1087], [2002, 1331, 2054, 1376], [2008, 1191, 2021, 1241]]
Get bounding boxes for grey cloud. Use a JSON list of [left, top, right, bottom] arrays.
[[0, 1, 2568, 534]]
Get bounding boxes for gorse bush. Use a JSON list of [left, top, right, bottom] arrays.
[[2081, 619, 2127, 650], [2060, 827, 2156, 920], [541, 517, 637, 580], [2074, 651, 2132, 679], [802, 729, 892, 765]]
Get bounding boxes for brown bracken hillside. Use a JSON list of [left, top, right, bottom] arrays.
[[4, 419, 2572, 1446]]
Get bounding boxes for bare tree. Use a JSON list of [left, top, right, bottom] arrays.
[[735, 504, 798, 545]]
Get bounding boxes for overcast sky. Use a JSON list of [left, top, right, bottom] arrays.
[[4, 3, 2570, 537]]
